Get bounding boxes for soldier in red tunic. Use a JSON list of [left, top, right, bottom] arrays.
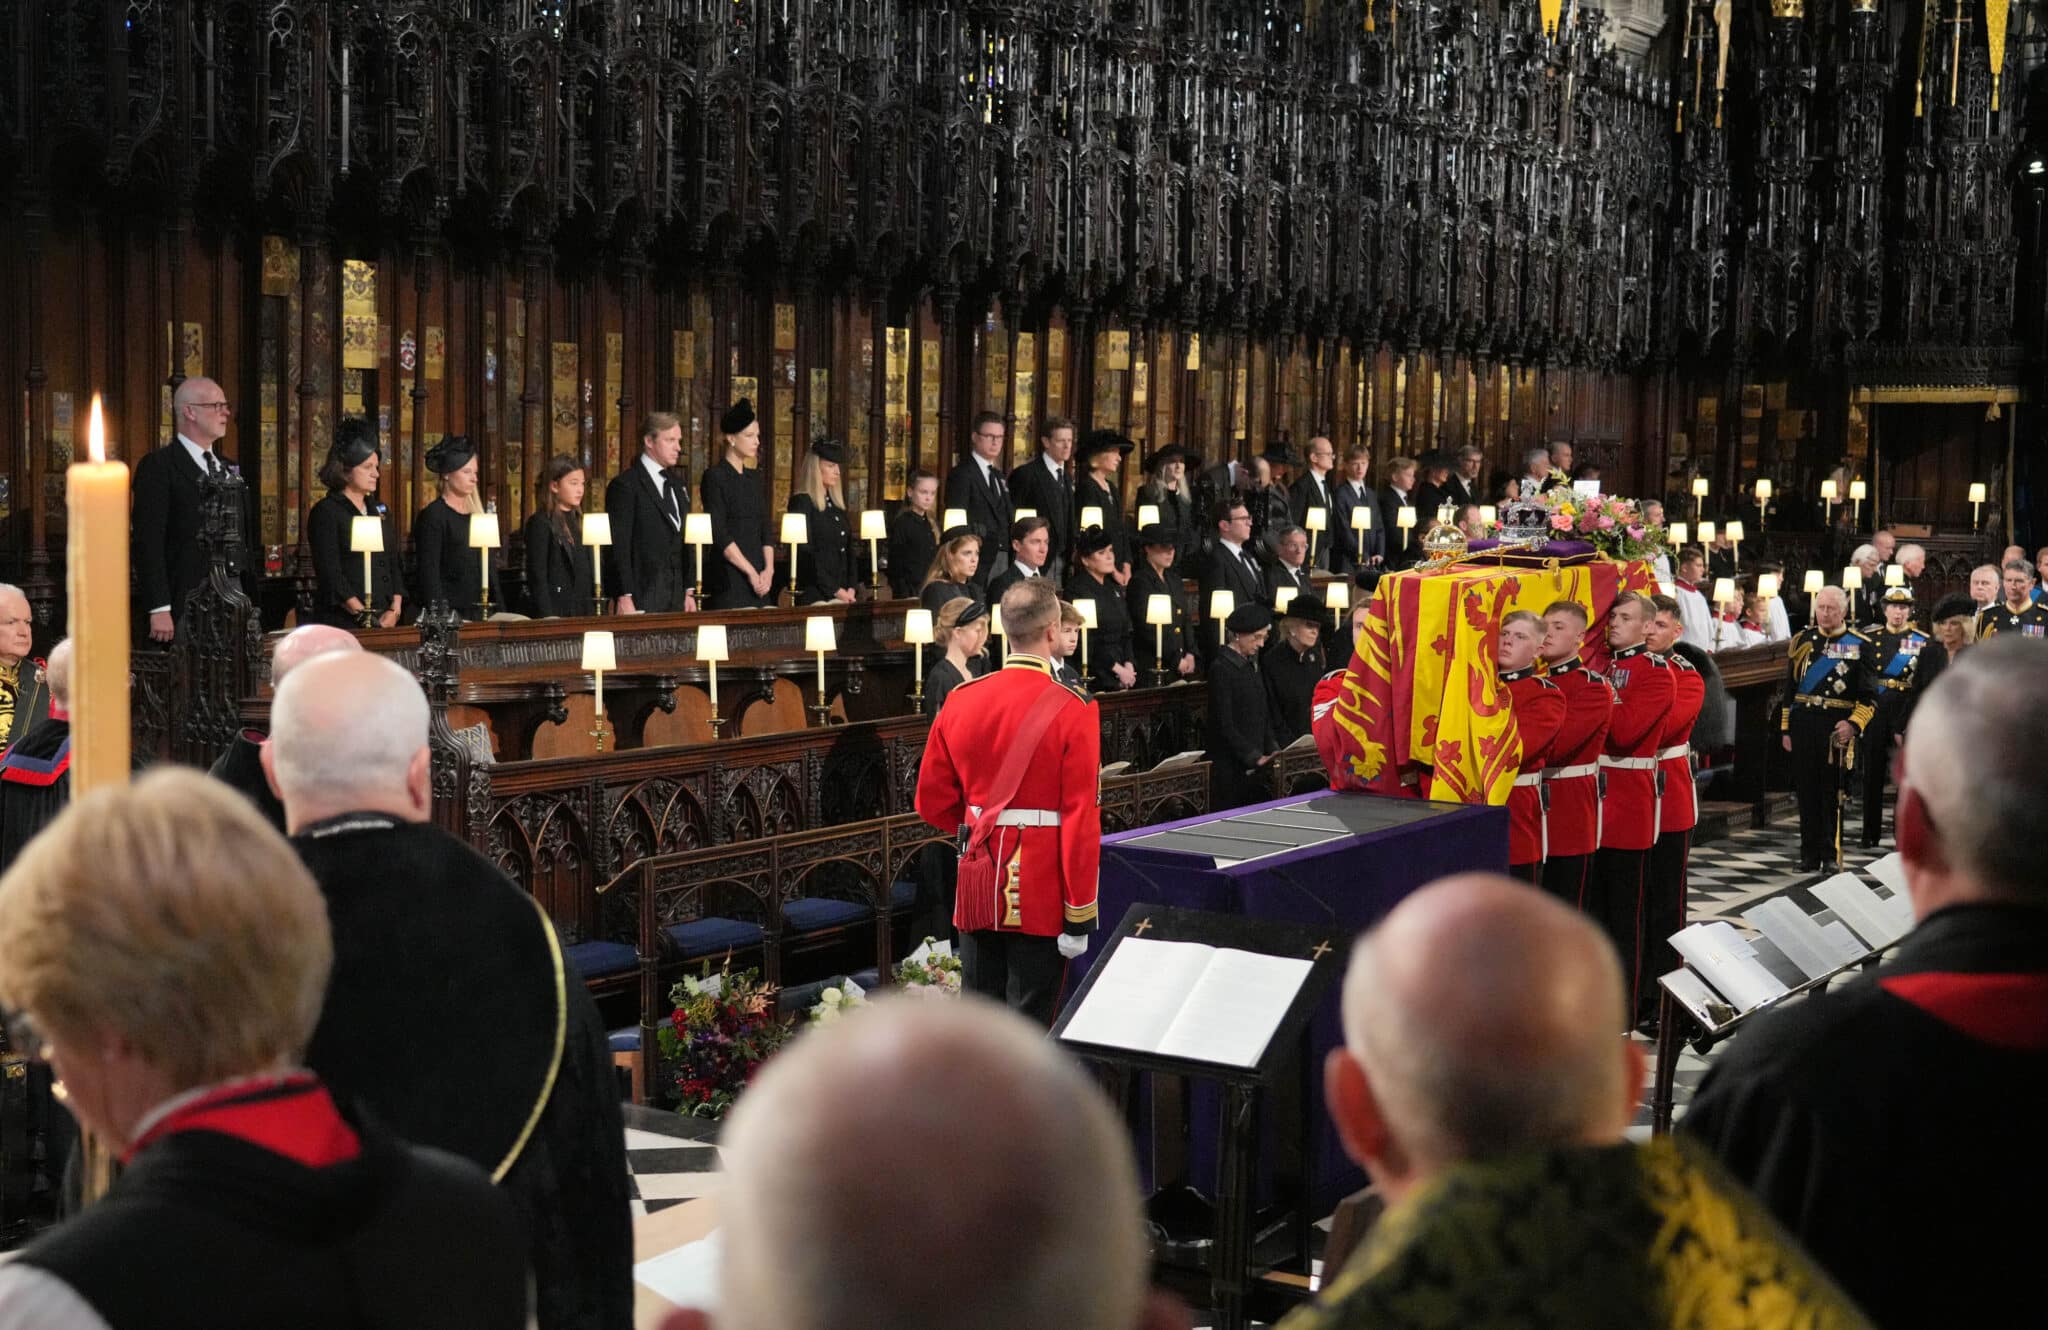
[[1642, 595, 1707, 1029], [1537, 600, 1613, 908], [1497, 611, 1566, 884], [1590, 592, 1676, 1019], [915, 578, 1102, 1025]]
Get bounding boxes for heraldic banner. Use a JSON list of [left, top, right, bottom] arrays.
[[1317, 556, 1657, 803]]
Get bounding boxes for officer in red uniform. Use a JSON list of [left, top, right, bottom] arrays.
[[1497, 610, 1565, 884], [916, 578, 1101, 1025], [1537, 600, 1613, 908], [1642, 594, 1706, 1029], [1590, 591, 1676, 1018]]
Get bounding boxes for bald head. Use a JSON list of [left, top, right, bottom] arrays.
[[1335, 875, 1639, 1191], [264, 653, 430, 831], [715, 997, 1149, 1330], [270, 623, 363, 686], [172, 377, 228, 446], [43, 640, 72, 708]]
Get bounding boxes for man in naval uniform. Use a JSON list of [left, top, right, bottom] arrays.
[[1859, 585, 1942, 848], [0, 584, 49, 753], [915, 578, 1101, 1026], [1781, 586, 1875, 872]]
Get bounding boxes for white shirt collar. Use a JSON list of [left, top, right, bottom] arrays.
[[975, 455, 998, 480], [1282, 561, 1302, 575], [641, 453, 681, 520], [1042, 453, 1064, 477], [176, 434, 217, 470], [1220, 538, 1245, 556]]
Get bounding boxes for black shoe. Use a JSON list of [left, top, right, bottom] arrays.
[[1798, 860, 1821, 873]]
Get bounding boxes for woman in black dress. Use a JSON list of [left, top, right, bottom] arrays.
[[787, 439, 856, 606], [1074, 430, 1134, 583], [1064, 528, 1135, 691], [922, 595, 988, 715], [920, 533, 983, 615], [701, 398, 775, 610], [414, 436, 498, 619], [521, 455, 595, 618], [306, 418, 403, 628], [887, 469, 941, 600], [1136, 443, 1201, 577]]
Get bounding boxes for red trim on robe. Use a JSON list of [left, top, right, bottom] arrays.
[[124, 1073, 361, 1169], [1879, 972, 2048, 1052]]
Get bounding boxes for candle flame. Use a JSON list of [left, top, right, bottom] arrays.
[[88, 393, 106, 464]]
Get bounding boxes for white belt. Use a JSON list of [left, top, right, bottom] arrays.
[[1512, 773, 1542, 787], [968, 805, 1061, 827], [1656, 744, 1692, 762], [1599, 755, 1657, 771], [1544, 763, 1598, 780]]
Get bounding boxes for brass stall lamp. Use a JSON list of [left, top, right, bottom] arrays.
[[1969, 482, 1988, 530], [1725, 520, 1744, 570], [1669, 521, 1689, 547], [1304, 505, 1326, 564], [349, 514, 383, 629], [1754, 478, 1772, 529], [1395, 505, 1417, 549], [1849, 479, 1867, 525], [942, 506, 968, 532], [1075, 598, 1097, 675], [989, 604, 1006, 663], [1210, 589, 1235, 646], [1820, 478, 1838, 523], [1842, 566, 1864, 591], [1758, 573, 1781, 600], [1146, 592, 1173, 687], [1079, 505, 1106, 532], [805, 615, 836, 727], [1478, 504, 1497, 530], [1698, 520, 1717, 547], [860, 509, 888, 593], [698, 623, 729, 739], [1691, 476, 1709, 522], [1803, 569, 1826, 595], [1885, 564, 1906, 588], [470, 508, 501, 616], [582, 630, 616, 752], [1325, 580, 1350, 613], [1138, 503, 1162, 529], [905, 608, 934, 714], [781, 511, 809, 607], [582, 512, 612, 614], [1274, 586, 1298, 614], [684, 512, 714, 602]]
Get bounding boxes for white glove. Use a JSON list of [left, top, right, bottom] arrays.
[[1057, 932, 1089, 961]]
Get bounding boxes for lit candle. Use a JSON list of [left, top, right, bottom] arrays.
[[942, 506, 967, 532], [1396, 506, 1416, 548], [1758, 573, 1780, 599], [859, 509, 886, 588], [697, 622, 728, 712], [904, 607, 933, 685], [1803, 569, 1825, 594], [1138, 503, 1162, 529], [1842, 565, 1863, 590], [1210, 588, 1235, 645], [350, 513, 383, 615], [782, 511, 808, 593], [805, 614, 835, 704], [469, 509, 501, 607], [70, 395, 130, 796], [1146, 593, 1172, 665], [1080, 505, 1105, 530], [1074, 598, 1096, 673], [685, 511, 714, 593], [1325, 580, 1350, 610], [581, 630, 616, 716], [582, 511, 612, 607]]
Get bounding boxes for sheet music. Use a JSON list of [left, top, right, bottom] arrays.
[[1660, 968, 1740, 1032], [1060, 937, 1313, 1068], [1670, 921, 1789, 1013], [1811, 873, 1910, 949], [1744, 898, 1867, 982], [1860, 854, 1918, 934]]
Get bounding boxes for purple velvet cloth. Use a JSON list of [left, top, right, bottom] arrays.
[[1075, 789, 1510, 1211], [1466, 538, 1598, 559]]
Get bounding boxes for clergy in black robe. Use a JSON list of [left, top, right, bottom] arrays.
[[1262, 602, 1327, 746], [413, 437, 498, 619], [0, 707, 68, 873], [1205, 604, 1279, 809], [702, 399, 776, 610], [291, 813, 633, 1330], [207, 729, 286, 831]]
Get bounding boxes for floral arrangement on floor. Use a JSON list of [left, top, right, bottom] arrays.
[[656, 963, 793, 1119], [808, 978, 870, 1025], [896, 937, 964, 996], [1524, 488, 1667, 561]]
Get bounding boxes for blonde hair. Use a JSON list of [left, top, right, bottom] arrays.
[[0, 769, 332, 1090], [1382, 455, 1417, 486], [797, 449, 846, 511], [924, 534, 982, 588], [936, 596, 985, 649]]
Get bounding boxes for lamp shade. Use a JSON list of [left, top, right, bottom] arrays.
[[1657, 579, 1677, 598], [1758, 573, 1781, 599], [1885, 564, 1906, 587], [1304, 507, 1327, 532], [1849, 480, 1867, 501], [1395, 507, 1417, 529], [1325, 581, 1350, 610], [468, 512, 501, 549], [1274, 586, 1298, 613], [1014, 507, 1037, 521], [904, 608, 935, 645], [1668, 521, 1688, 545], [1351, 505, 1373, 530], [1755, 478, 1773, 501], [1969, 482, 1988, 503], [696, 624, 729, 663], [1692, 478, 1710, 497], [1842, 566, 1864, 590], [859, 509, 887, 540], [581, 512, 613, 546], [1724, 520, 1745, 543], [1478, 505, 1497, 526], [684, 512, 714, 545], [1080, 505, 1105, 529], [1146, 593, 1173, 626], [1712, 577, 1738, 606], [1803, 569, 1825, 594], [1820, 479, 1838, 501], [1138, 503, 1162, 528], [1074, 599, 1098, 630], [350, 514, 384, 553], [1209, 589, 1235, 621], [580, 630, 617, 673], [805, 616, 837, 652], [1698, 520, 1716, 544], [989, 606, 1004, 638], [942, 507, 968, 531], [781, 512, 809, 544]]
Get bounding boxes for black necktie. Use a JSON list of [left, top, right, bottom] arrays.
[[202, 450, 220, 479], [661, 475, 681, 526]]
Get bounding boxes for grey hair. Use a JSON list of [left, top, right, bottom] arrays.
[[0, 583, 26, 606], [267, 654, 428, 808], [1905, 637, 2048, 904], [1850, 544, 1878, 566], [1523, 446, 1551, 469], [1814, 585, 1848, 609], [1897, 543, 1926, 566]]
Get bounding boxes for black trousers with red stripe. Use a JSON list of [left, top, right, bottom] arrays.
[[1642, 829, 1694, 1022], [1541, 854, 1592, 908], [961, 929, 1067, 1027], [1590, 847, 1651, 1020]]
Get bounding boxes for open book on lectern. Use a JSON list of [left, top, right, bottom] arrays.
[[1059, 937, 1314, 1068]]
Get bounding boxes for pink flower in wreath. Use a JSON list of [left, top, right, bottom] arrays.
[[1550, 513, 1574, 531], [1595, 514, 1616, 531], [1626, 524, 1645, 540]]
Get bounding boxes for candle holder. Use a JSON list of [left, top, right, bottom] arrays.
[[1849, 479, 1866, 526], [589, 719, 611, 752], [860, 509, 888, 593], [582, 629, 616, 752], [359, 606, 377, 631], [905, 607, 933, 714], [781, 511, 808, 609], [1073, 599, 1097, 678], [583, 512, 612, 612], [808, 700, 834, 728], [471, 507, 501, 617], [1820, 478, 1838, 524], [707, 715, 729, 740], [685, 512, 713, 602], [593, 595, 611, 617], [805, 615, 836, 722]]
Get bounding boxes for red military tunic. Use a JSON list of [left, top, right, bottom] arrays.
[[1502, 668, 1566, 867], [1597, 643, 1676, 853], [1542, 657, 1613, 858], [1657, 653, 1706, 835], [915, 652, 1102, 937]]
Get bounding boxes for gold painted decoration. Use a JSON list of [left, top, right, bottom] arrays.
[[885, 328, 909, 410], [675, 330, 696, 380], [1186, 332, 1201, 370], [605, 332, 624, 475], [1989, 0, 2011, 109], [1232, 365, 1247, 439], [1106, 329, 1131, 370], [1048, 328, 1066, 369], [1764, 381, 1787, 410], [341, 369, 365, 414], [424, 327, 446, 380], [341, 260, 378, 369], [1132, 359, 1149, 409], [181, 323, 205, 379], [774, 303, 797, 351], [810, 368, 830, 433], [551, 342, 579, 451], [1047, 369, 1065, 415], [262, 236, 300, 296], [1016, 332, 1036, 372]]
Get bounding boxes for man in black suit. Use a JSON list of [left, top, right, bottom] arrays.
[[1379, 456, 1421, 571], [1198, 496, 1266, 655], [1331, 443, 1385, 580], [985, 515, 1053, 604], [1006, 416, 1076, 581], [1445, 444, 1485, 509], [133, 376, 240, 642], [1414, 452, 1456, 523], [1264, 524, 1315, 605], [1289, 435, 1339, 570], [604, 411, 696, 615], [945, 411, 1015, 590]]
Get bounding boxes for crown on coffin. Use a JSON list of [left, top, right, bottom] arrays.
[[1497, 493, 1554, 549]]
